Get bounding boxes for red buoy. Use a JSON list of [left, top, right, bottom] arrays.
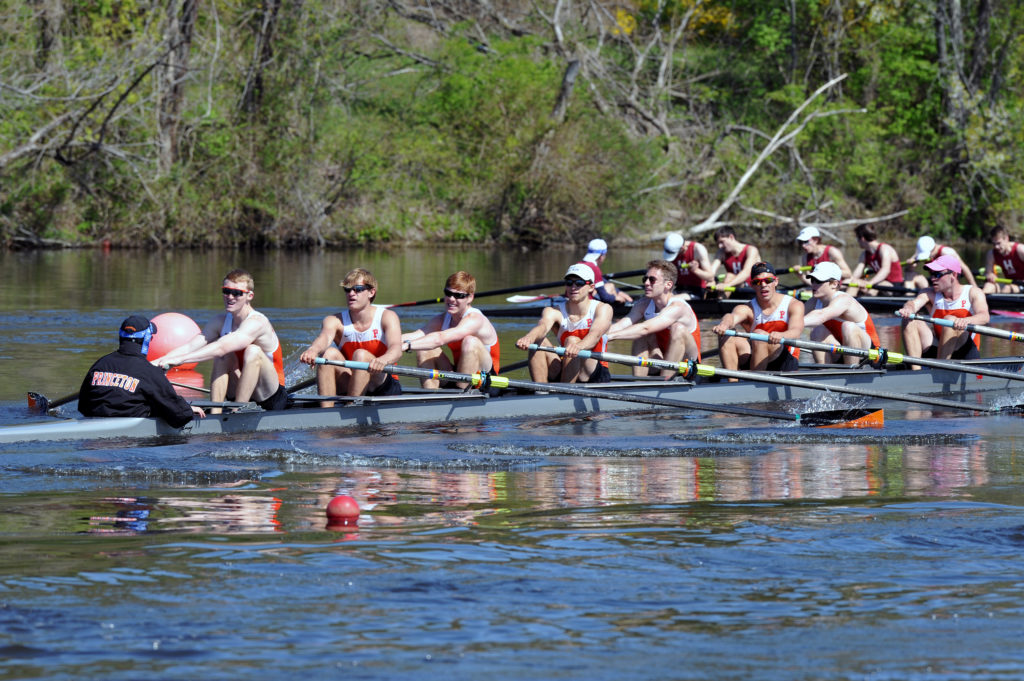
[[147, 312, 202, 370], [326, 495, 360, 526]]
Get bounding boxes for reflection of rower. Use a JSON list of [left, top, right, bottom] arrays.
[[802, 262, 880, 365]]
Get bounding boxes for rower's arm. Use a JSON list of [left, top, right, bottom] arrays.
[[803, 296, 849, 327], [514, 308, 559, 350], [966, 287, 990, 326], [897, 292, 931, 317], [831, 250, 853, 280], [300, 315, 341, 365], [575, 302, 614, 350], [722, 246, 761, 287], [864, 248, 892, 286]]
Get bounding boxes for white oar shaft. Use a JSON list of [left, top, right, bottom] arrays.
[[728, 330, 1024, 383], [529, 345, 996, 413], [902, 312, 1024, 342]]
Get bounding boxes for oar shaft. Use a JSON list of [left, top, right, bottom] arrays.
[[728, 329, 1024, 384], [903, 312, 1024, 342], [314, 358, 799, 422], [531, 345, 991, 413]]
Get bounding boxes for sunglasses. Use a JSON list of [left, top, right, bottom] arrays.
[[342, 284, 372, 294], [753, 277, 777, 285], [642, 275, 661, 284], [928, 270, 954, 281], [443, 288, 471, 299], [564, 278, 589, 288], [222, 287, 249, 297]]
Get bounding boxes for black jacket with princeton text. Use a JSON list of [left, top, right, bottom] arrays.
[[78, 340, 195, 428]]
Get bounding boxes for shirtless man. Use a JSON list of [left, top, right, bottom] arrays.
[[907, 236, 977, 289], [802, 262, 881, 365], [848, 224, 905, 295], [514, 264, 614, 383], [709, 227, 761, 289], [663, 232, 713, 297], [983, 226, 1024, 293], [154, 269, 287, 412], [793, 226, 852, 286], [402, 271, 501, 389], [712, 262, 805, 375], [299, 268, 404, 407], [606, 259, 701, 379], [898, 254, 989, 366]]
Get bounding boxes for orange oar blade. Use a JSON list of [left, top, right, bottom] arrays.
[[812, 408, 884, 429]]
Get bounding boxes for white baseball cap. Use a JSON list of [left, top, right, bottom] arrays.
[[914, 235, 936, 261], [808, 261, 843, 282], [583, 238, 607, 262], [565, 263, 594, 283], [796, 226, 820, 242], [663, 233, 684, 260]]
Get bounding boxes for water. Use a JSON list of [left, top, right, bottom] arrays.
[[3, 249, 1024, 679]]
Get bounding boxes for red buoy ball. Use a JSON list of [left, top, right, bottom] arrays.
[[326, 495, 360, 525], [147, 312, 202, 370]]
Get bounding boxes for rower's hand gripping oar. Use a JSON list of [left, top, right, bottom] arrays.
[[901, 312, 1024, 343], [315, 358, 821, 425], [724, 330, 1024, 409]]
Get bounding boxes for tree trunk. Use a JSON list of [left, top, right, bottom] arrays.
[[157, 0, 197, 174], [239, 0, 282, 116]]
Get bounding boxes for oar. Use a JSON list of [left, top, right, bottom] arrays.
[[846, 282, 921, 294], [315, 358, 869, 426], [529, 343, 974, 415], [726, 329, 1024, 388], [26, 389, 78, 414], [386, 269, 647, 308], [901, 312, 1024, 343]]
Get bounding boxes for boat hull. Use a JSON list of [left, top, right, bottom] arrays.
[[5, 359, 1024, 444]]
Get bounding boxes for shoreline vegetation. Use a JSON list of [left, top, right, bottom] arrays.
[[2, 2, 1022, 251]]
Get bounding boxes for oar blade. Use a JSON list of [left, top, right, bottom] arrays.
[[802, 408, 884, 429], [26, 392, 49, 414]]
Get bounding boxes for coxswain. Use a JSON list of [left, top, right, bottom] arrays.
[[606, 259, 701, 379], [983, 225, 1024, 293], [402, 271, 501, 389], [299, 268, 404, 407], [712, 261, 804, 376], [514, 264, 614, 383], [662, 232, 713, 297], [709, 227, 761, 289], [80, 315, 205, 426], [577, 238, 633, 304], [802, 262, 880, 365], [847, 224, 905, 295], [898, 254, 989, 366], [907, 236, 977, 289], [154, 269, 287, 413], [793, 226, 852, 285]]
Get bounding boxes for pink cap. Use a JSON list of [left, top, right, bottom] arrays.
[[924, 254, 961, 274]]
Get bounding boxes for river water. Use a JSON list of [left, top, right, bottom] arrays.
[[3, 248, 1024, 680]]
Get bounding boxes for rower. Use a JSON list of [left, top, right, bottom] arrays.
[[606, 259, 701, 379], [848, 224, 905, 296], [514, 264, 614, 383], [299, 268, 404, 406], [577, 238, 632, 304], [802, 262, 880, 365], [81, 315, 205, 425], [907, 236, 977, 289], [154, 269, 287, 413], [662, 232, 713, 298], [983, 225, 1024, 293], [898, 254, 990, 367], [712, 261, 804, 377], [402, 271, 501, 390], [793, 226, 852, 286], [709, 227, 761, 289]]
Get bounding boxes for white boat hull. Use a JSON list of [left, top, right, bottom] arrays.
[[4, 359, 1024, 444]]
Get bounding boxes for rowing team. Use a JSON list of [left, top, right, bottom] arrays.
[[663, 224, 1024, 296], [76, 238, 989, 425]]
